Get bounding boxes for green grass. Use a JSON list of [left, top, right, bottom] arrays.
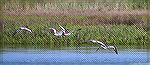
[[1, 15, 149, 49]]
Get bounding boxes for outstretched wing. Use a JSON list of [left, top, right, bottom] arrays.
[[59, 25, 66, 31], [108, 46, 118, 54], [49, 28, 57, 34], [59, 25, 69, 35], [25, 28, 32, 33], [97, 41, 106, 47], [21, 27, 32, 33]]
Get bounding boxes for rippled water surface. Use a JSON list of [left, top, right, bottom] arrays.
[[0, 49, 150, 65]]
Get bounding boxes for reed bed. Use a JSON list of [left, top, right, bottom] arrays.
[[1, 0, 149, 16], [1, 15, 149, 49]]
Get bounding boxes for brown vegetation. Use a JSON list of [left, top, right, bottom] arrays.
[[2, 2, 149, 26], [4, 8, 148, 16]]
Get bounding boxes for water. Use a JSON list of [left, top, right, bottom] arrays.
[[0, 49, 150, 65]]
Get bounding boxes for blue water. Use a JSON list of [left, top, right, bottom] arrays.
[[0, 49, 150, 65]]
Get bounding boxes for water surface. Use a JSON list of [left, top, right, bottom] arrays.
[[0, 49, 150, 65]]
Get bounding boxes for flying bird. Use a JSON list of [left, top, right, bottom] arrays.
[[49, 28, 64, 36], [49, 25, 81, 37], [85, 40, 118, 54], [49, 26, 64, 36], [12, 25, 32, 36]]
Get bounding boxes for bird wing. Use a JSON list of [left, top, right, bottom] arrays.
[[21, 27, 32, 33], [107, 46, 118, 54], [59, 25, 70, 35], [49, 28, 56, 33], [25, 28, 32, 33], [97, 41, 106, 46], [59, 25, 81, 36], [89, 40, 107, 49], [59, 25, 66, 31], [100, 45, 107, 49], [59, 25, 72, 35]]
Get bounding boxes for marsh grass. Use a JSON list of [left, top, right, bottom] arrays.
[[2, 0, 149, 16], [1, 0, 149, 49], [1, 15, 149, 49]]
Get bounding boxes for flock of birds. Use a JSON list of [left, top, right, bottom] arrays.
[[12, 25, 118, 54]]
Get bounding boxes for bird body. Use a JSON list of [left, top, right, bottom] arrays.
[[13, 26, 32, 36], [49, 27, 64, 37], [63, 30, 73, 36]]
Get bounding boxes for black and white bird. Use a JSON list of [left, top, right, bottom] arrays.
[[49, 26, 64, 36], [59, 25, 81, 36], [12, 25, 32, 36], [49, 25, 81, 36], [85, 40, 118, 54]]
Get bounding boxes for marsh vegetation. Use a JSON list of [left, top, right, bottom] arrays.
[[0, 0, 150, 49]]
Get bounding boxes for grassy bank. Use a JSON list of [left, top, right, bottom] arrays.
[[1, 15, 149, 49]]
